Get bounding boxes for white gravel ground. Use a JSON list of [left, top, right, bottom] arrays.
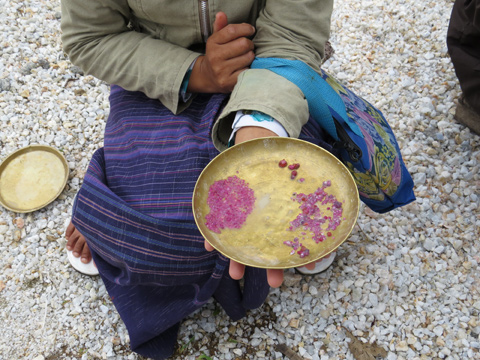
[[0, 0, 479, 359]]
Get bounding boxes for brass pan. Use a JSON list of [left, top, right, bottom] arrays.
[[0, 145, 69, 213], [193, 137, 359, 269]]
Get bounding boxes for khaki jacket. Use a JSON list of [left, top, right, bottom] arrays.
[[61, 0, 333, 151]]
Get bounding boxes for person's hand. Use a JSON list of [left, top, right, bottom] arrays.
[[188, 12, 256, 94]]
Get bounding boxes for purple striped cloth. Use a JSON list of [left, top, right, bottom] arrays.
[[72, 85, 336, 359]]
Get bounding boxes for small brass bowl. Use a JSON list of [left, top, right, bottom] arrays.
[[0, 145, 69, 213], [193, 137, 359, 269]]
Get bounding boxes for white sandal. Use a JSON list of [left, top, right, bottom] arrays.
[[295, 252, 336, 275], [67, 249, 99, 276]]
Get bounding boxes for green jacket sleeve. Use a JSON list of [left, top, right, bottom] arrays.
[[61, 0, 198, 114], [213, 0, 333, 151]]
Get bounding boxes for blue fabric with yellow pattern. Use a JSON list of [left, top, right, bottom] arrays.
[[252, 57, 415, 213]]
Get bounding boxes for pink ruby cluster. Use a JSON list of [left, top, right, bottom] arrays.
[[205, 175, 256, 233], [283, 180, 344, 258]]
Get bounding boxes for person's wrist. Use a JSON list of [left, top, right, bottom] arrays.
[[188, 56, 217, 93], [234, 126, 278, 144], [188, 56, 207, 93]]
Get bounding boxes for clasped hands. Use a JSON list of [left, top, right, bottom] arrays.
[[187, 12, 255, 94]]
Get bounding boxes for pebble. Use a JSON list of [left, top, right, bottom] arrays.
[[1, 0, 479, 359], [396, 341, 409, 352]]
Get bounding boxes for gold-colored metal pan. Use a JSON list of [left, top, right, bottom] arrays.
[[193, 137, 359, 269], [0, 145, 69, 213]]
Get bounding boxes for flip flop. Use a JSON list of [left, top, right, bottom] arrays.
[[67, 249, 99, 276], [295, 252, 336, 275]]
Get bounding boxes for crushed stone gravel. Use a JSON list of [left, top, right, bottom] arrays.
[[0, 0, 479, 359]]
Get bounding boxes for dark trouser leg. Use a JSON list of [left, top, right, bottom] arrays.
[[447, 0, 480, 115]]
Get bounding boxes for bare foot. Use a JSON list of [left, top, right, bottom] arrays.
[[65, 221, 92, 264]]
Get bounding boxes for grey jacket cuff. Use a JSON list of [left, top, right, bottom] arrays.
[[164, 52, 201, 114]]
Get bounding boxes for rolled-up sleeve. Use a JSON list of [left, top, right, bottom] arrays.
[[212, 0, 333, 151]]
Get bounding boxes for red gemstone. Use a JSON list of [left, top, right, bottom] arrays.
[[279, 159, 288, 168]]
